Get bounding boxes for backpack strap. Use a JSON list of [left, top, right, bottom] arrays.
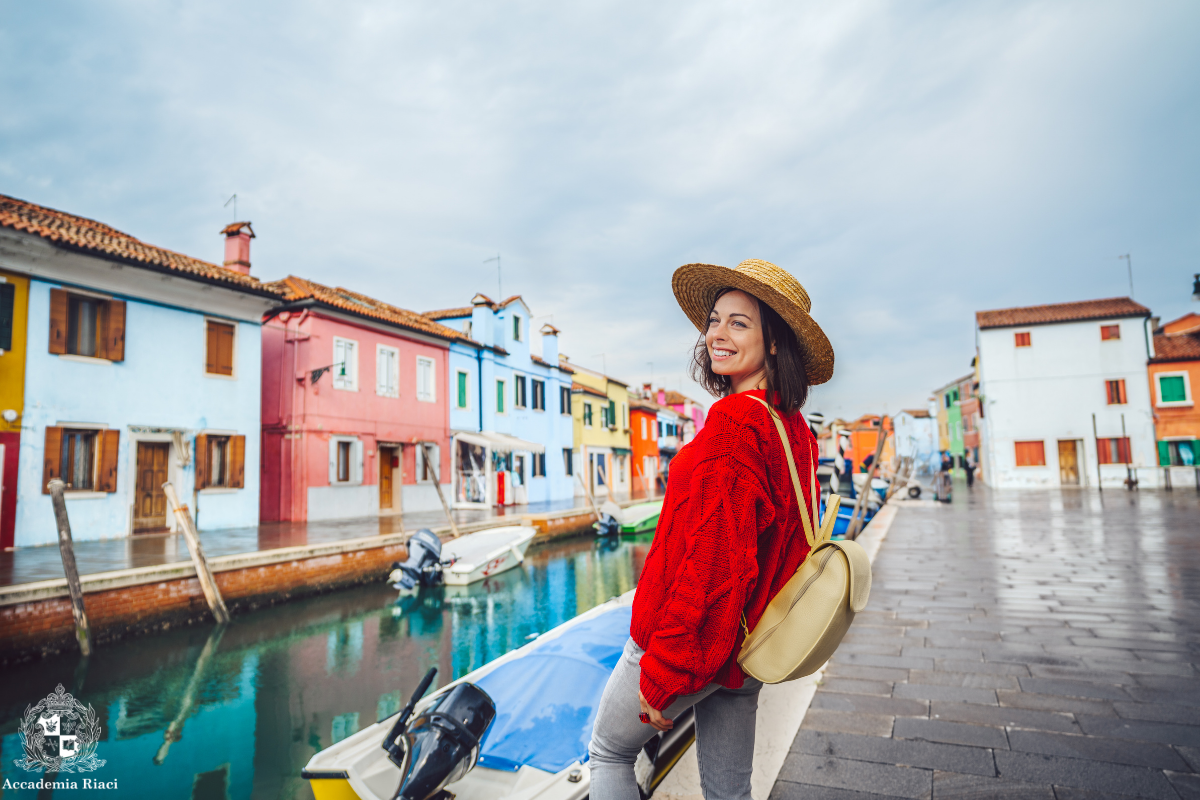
[[747, 395, 818, 549]]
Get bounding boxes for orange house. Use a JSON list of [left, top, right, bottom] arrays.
[[842, 414, 895, 472], [629, 397, 662, 498], [1148, 313, 1200, 468]]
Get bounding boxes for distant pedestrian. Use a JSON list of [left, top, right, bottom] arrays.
[[589, 259, 834, 800], [965, 458, 976, 487]]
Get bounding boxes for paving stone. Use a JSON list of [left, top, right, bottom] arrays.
[[938, 659, 1031, 677], [909, 670, 1020, 690], [1112, 701, 1200, 725], [825, 664, 912, 682], [775, 754, 932, 799], [809, 692, 929, 718], [931, 702, 1080, 733], [995, 690, 1117, 717], [1175, 745, 1200, 772], [840, 653, 937, 671], [993, 751, 1179, 799], [792, 730, 996, 777], [1075, 715, 1200, 747], [769, 781, 910, 800], [1015, 679, 1132, 702], [893, 717, 1009, 749], [1068, 636, 1194, 653], [894, 683, 998, 705], [1134, 674, 1200, 692], [901, 646, 986, 661], [820, 678, 896, 697], [1081, 658, 1198, 677], [1165, 771, 1200, 800], [1052, 786, 1161, 799], [800, 709, 895, 737], [1006, 729, 1190, 770], [1026, 666, 1141, 685], [836, 642, 906, 657], [931, 771, 1054, 798]]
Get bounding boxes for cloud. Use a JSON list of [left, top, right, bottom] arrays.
[[1, 0, 1197, 417]]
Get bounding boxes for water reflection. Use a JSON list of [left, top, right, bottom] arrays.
[[0, 533, 651, 799]]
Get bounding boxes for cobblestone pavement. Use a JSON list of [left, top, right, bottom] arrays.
[[772, 485, 1200, 800]]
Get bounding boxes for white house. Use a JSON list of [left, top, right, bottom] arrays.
[[892, 403, 938, 475], [976, 297, 1159, 489]]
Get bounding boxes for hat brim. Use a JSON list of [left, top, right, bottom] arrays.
[[672, 262, 835, 385]]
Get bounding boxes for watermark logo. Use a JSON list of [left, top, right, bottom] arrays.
[[13, 684, 106, 773]]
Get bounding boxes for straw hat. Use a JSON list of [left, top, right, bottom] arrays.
[[672, 259, 834, 385]]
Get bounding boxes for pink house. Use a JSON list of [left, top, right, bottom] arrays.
[[657, 389, 707, 445], [260, 277, 471, 522]]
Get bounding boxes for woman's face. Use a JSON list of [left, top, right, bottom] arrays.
[[706, 289, 769, 391]]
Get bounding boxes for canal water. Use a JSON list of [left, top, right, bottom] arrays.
[[0, 533, 651, 799]]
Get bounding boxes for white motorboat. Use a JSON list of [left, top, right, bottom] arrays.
[[302, 592, 694, 800], [440, 525, 536, 586]]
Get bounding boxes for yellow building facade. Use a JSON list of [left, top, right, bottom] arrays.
[[565, 360, 631, 499], [0, 268, 30, 549]]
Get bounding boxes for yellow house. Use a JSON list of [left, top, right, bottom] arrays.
[[563, 358, 631, 499], [0, 268, 29, 549]]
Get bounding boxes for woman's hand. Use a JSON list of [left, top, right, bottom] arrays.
[[639, 691, 673, 732]]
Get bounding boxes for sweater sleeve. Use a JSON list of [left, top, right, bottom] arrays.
[[638, 406, 775, 710]]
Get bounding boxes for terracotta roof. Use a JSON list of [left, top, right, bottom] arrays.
[[267, 276, 470, 342], [0, 193, 279, 296], [1161, 312, 1200, 336], [662, 390, 702, 407], [900, 408, 932, 418], [1151, 330, 1200, 363], [631, 397, 668, 412], [976, 297, 1150, 329], [425, 306, 473, 320], [529, 354, 573, 372], [572, 382, 609, 399]]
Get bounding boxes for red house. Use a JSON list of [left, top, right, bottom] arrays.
[[260, 277, 471, 522]]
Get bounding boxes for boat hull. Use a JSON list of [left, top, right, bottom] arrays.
[[441, 526, 536, 586]]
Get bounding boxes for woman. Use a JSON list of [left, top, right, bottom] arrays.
[[589, 259, 834, 800]]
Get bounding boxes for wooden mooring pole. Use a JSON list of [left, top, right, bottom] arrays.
[[47, 478, 92, 657], [421, 443, 461, 538], [847, 427, 889, 541], [163, 482, 230, 624]]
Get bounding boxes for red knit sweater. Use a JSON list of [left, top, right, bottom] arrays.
[[631, 389, 818, 710]]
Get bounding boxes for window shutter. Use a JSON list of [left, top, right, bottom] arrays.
[[214, 322, 234, 375], [104, 300, 126, 362], [194, 434, 209, 489], [230, 435, 246, 488], [354, 440, 364, 484], [48, 289, 68, 355], [377, 348, 386, 395], [42, 427, 64, 493], [0, 282, 14, 352], [96, 430, 120, 492], [206, 321, 218, 373], [329, 438, 338, 484], [1157, 441, 1169, 466]]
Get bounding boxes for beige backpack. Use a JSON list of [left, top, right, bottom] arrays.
[[737, 396, 872, 684]]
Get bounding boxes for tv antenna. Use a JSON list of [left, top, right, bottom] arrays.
[[484, 253, 502, 298], [1118, 254, 1134, 298], [224, 194, 238, 221]]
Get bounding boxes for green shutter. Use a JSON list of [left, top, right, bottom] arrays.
[[497, 380, 504, 413], [457, 372, 468, 408], [608, 400, 616, 427], [0, 282, 14, 352], [1158, 375, 1187, 403], [1157, 441, 1170, 466]]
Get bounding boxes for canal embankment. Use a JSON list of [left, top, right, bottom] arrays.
[[0, 498, 643, 664]]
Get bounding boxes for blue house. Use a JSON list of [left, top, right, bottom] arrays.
[[0, 195, 280, 544], [427, 294, 576, 508]]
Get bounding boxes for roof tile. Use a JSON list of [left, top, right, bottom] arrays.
[[976, 297, 1149, 329]]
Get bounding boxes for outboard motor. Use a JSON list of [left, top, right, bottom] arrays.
[[389, 530, 445, 591], [383, 668, 497, 800], [594, 512, 620, 537]]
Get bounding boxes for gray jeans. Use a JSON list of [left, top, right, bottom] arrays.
[[589, 638, 761, 800]]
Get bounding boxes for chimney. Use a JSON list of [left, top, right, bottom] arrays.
[[221, 222, 255, 275], [657, 389, 666, 405], [642, 383, 652, 399], [539, 323, 560, 363]]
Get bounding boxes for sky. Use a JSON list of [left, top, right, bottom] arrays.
[[2, 0, 1198, 420]]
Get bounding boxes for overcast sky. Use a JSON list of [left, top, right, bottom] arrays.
[[2, 1, 1197, 419]]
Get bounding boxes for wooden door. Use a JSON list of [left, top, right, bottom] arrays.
[[134, 442, 170, 532], [1058, 440, 1079, 486], [379, 447, 394, 509]]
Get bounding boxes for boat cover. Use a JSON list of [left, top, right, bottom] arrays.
[[474, 605, 632, 774]]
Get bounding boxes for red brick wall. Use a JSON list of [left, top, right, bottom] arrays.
[[0, 542, 408, 665]]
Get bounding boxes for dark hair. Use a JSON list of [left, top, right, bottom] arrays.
[[689, 287, 810, 412]]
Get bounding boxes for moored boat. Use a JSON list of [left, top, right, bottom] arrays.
[[441, 525, 537, 586], [619, 499, 664, 534]]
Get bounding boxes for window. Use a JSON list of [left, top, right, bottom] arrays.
[[196, 434, 246, 489], [206, 320, 235, 376], [583, 402, 593, 427], [42, 427, 119, 493], [563, 448, 574, 476], [599, 405, 609, 428], [1014, 440, 1046, 467], [375, 346, 399, 397], [1160, 441, 1196, 467], [337, 441, 351, 482], [1097, 437, 1131, 465], [496, 379, 506, 413], [622, 403, 628, 429], [416, 357, 436, 402], [618, 455, 626, 483], [641, 417, 648, 439], [609, 400, 617, 429], [531, 379, 545, 411], [456, 370, 469, 409], [657, 421, 663, 438], [560, 386, 572, 415], [512, 315, 522, 342], [1101, 324, 1121, 341], [0, 280, 14, 351], [48, 289, 126, 361], [532, 452, 546, 477], [514, 375, 527, 408], [416, 443, 440, 483], [1014, 332, 1031, 347], [1155, 373, 1191, 406], [333, 338, 358, 390], [1105, 379, 1127, 405]]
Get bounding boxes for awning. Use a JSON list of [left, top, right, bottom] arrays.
[[453, 430, 546, 454]]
